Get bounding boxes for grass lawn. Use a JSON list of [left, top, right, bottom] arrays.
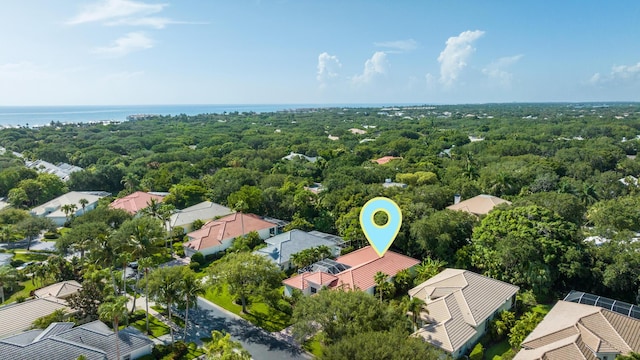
[[1, 279, 39, 305], [11, 251, 51, 263], [126, 310, 171, 338], [484, 339, 511, 360], [303, 335, 323, 358], [204, 285, 292, 332]]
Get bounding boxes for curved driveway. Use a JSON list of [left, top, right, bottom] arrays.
[[184, 297, 311, 360]]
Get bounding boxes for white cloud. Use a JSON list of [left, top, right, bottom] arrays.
[[482, 54, 523, 86], [317, 52, 342, 86], [352, 51, 388, 85], [92, 32, 154, 56], [67, 0, 166, 25], [374, 39, 417, 52], [438, 30, 485, 86], [589, 61, 640, 85]]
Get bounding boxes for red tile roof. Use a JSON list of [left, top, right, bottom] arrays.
[[109, 191, 165, 214], [283, 246, 419, 292], [184, 212, 276, 251], [372, 156, 403, 165], [283, 272, 337, 290]]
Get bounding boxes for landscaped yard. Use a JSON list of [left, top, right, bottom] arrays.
[[127, 310, 171, 338], [303, 335, 323, 358], [11, 251, 51, 263], [203, 285, 292, 332], [484, 339, 511, 360], [1, 279, 39, 305]]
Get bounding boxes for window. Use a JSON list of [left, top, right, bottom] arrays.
[[310, 287, 317, 294], [123, 356, 131, 360]]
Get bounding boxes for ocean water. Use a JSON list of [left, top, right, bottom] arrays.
[[0, 104, 384, 127]]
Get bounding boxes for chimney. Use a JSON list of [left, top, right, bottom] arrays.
[[454, 194, 461, 204]]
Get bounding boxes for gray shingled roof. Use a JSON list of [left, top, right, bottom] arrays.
[[0, 320, 153, 360], [253, 229, 342, 266]]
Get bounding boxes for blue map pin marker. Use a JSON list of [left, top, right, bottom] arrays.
[[360, 197, 402, 257]]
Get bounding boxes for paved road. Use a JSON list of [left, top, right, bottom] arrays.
[[182, 297, 311, 360]]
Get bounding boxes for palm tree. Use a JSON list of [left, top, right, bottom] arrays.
[[98, 296, 128, 360], [61, 204, 74, 222], [415, 257, 447, 283], [233, 200, 248, 237], [78, 198, 89, 214], [203, 330, 251, 360], [121, 173, 139, 193], [138, 257, 155, 335], [0, 225, 13, 243], [405, 297, 428, 331], [148, 266, 183, 344], [180, 267, 204, 338], [374, 271, 389, 302], [0, 265, 18, 303]]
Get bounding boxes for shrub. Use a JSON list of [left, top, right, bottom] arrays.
[[190, 252, 205, 266], [469, 342, 484, 360], [189, 261, 201, 272], [43, 231, 59, 239], [152, 344, 171, 359], [172, 243, 185, 257], [171, 341, 188, 359]]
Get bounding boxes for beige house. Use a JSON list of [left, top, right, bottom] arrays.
[[34, 280, 82, 300], [446, 194, 511, 216], [0, 298, 69, 338], [514, 300, 640, 360], [409, 269, 519, 358]]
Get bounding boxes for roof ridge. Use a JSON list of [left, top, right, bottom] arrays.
[[582, 310, 632, 352]]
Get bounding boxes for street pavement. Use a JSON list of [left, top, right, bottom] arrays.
[[185, 297, 311, 360]]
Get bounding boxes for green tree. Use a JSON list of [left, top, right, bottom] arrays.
[[138, 256, 155, 335], [0, 265, 18, 303], [98, 296, 128, 360], [404, 297, 428, 332], [508, 311, 543, 349], [374, 271, 395, 302], [321, 329, 447, 360], [203, 330, 251, 360], [148, 266, 183, 343], [414, 257, 447, 284], [208, 252, 282, 314], [291, 289, 410, 344], [471, 205, 584, 297], [32, 308, 68, 329], [227, 185, 264, 215], [16, 216, 55, 250], [180, 267, 204, 339], [410, 209, 476, 263]]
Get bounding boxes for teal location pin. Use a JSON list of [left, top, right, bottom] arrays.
[[360, 197, 402, 257]]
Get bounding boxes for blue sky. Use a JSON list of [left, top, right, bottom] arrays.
[[1, 0, 640, 105]]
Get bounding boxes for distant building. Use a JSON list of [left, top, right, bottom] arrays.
[[169, 201, 232, 233], [372, 156, 403, 165], [0, 321, 153, 360], [24, 160, 82, 182], [109, 191, 165, 215], [349, 128, 366, 135], [30, 191, 109, 226], [446, 194, 511, 216], [382, 178, 407, 189], [282, 152, 320, 163]]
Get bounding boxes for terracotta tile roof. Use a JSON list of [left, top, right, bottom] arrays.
[[515, 301, 640, 360], [410, 269, 519, 354], [184, 213, 276, 251], [372, 156, 403, 165], [332, 247, 420, 291], [109, 191, 165, 214], [446, 194, 511, 216], [283, 272, 338, 290], [283, 246, 419, 293]]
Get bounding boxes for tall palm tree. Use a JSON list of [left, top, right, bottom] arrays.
[[98, 296, 128, 360], [138, 257, 155, 334], [78, 198, 89, 214], [148, 266, 183, 344], [374, 271, 389, 302], [405, 297, 428, 332], [0, 265, 18, 303], [180, 267, 204, 339], [0, 225, 13, 243], [121, 173, 139, 193], [232, 200, 248, 237]]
